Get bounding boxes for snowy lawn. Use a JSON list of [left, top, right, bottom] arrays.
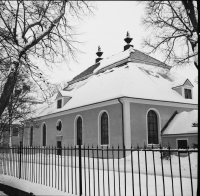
[[1, 149, 198, 196]]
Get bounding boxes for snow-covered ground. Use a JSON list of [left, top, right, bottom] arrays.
[[0, 150, 198, 196]]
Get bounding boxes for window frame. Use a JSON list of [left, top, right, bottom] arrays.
[[98, 110, 110, 147], [184, 88, 192, 99], [30, 126, 34, 147], [56, 119, 63, 132], [74, 115, 84, 146], [176, 138, 188, 154], [57, 99, 62, 109], [41, 123, 47, 147], [146, 109, 161, 146], [12, 127, 19, 137], [176, 138, 188, 149]]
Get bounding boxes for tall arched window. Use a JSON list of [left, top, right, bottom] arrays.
[[101, 112, 109, 145], [30, 126, 33, 147], [77, 117, 82, 145], [42, 123, 46, 146], [147, 110, 158, 144]]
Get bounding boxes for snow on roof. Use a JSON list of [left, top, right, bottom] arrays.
[[162, 110, 198, 135], [171, 77, 194, 88], [93, 47, 135, 73], [34, 61, 198, 118], [56, 90, 72, 99]]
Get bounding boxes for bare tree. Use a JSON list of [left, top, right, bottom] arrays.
[[0, 0, 94, 117], [141, 1, 198, 69], [0, 71, 41, 146]]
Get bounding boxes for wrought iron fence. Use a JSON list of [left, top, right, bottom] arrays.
[[0, 143, 198, 196]]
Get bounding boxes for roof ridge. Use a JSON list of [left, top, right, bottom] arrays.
[[66, 48, 171, 88]]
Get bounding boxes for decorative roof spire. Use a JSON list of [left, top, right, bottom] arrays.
[[124, 31, 132, 44], [96, 46, 103, 57], [124, 31, 133, 51], [95, 46, 103, 63], [127, 31, 130, 38]]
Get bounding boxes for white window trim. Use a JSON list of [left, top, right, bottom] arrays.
[[30, 126, 34, 146], [146, 108, 161, 147], [56, 119, 63, 133], [74, 115, 84, 147], [41, 122, 47, 147], [98, 110, 110, 147]]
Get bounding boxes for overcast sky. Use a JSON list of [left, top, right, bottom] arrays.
[[39, 1, 197, 84]]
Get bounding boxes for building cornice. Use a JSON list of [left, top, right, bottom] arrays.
[[122, 97, 198, 109], [35, 96, 197, 121]]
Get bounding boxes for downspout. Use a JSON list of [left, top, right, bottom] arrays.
[[118, 98, 125, 158]]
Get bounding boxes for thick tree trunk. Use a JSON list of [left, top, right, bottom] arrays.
[[0, 62, 19, 117]]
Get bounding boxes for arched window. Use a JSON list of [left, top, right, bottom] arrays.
[[147, 110, 158, 144], [56, 120, 62, 132], [30, 126, 33, 147], [101, 112, 109, 145], [42, 123, 47, 146], [77, 117, 82, 145]]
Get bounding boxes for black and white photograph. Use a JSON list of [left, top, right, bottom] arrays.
[[0, 1, 198, 196]]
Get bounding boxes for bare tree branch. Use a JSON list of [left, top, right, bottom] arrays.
[[0, 0, 94, 117], [141, 1, 198, 70]]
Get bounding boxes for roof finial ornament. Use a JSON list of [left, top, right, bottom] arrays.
[[127, 31, 130, 38], [124, 31, 133, 51], [95, 46, 103, 63], [98, 46, 101, 52], [124, 31, 132, 44], [96, 46, 103, 57]]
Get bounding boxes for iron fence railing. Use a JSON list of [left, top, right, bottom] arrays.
[[0, 143, 198, 196]]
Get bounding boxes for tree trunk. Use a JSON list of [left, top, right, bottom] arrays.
[[0, 62, 19, 117]]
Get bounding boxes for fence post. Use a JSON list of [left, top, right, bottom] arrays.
[[19, 141, 22, 179], [78, 138, 82, 196]]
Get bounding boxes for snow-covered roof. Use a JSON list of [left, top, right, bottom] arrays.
[[172, 78, 194, 88], [93, 47, 135, 73], [30, 59, 198, 119], [26, 48, 198, 119], [162, 110, 198, 135]]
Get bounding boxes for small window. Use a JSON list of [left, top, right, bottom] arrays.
[[30, 126, 33, 147], [184, 89, 192, 99], [57, 99, 62, 108], [177, 139, 188, 149], [177, 139, 188, 154], [56, 120, 62, 132], [13, 127, 19, 137]]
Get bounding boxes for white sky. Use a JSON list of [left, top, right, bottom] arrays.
[[38, 1, 198, 84]]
